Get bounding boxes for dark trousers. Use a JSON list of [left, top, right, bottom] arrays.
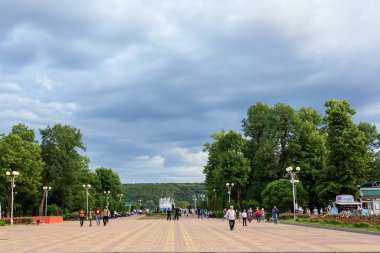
[[228, 219, 235, 230], [242, 217, 247, 226], [79, 217, 84, 226], [167, 214, 171, 221], [103, 216, 108, 226], [256, 215, 261, 222]]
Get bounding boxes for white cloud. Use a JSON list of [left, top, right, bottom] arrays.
[[0, 82, 22, 92], [36, 75, 54, 90]]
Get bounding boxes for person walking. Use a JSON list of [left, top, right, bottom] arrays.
[[247, 207, 253, 223], [88, 208, 93, 226], [255, 207, 261, 223], [272, 206, 279, 224], [95, 207, 101, 226], [241, 209, 247, 226], [103, 206, 109, 226], [166, 208, 171, 221], [261, 208, 266, 222], [79, 207, 85, 227], [226, 205, 236, 231]]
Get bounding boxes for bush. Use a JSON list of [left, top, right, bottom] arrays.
[[0, 220, 5, 226], [48, 204, 63, 216], [3, 217, 33, 225], [214, 210, 224, 219], [63, 213, 79, 220], [324, 219, 344, 225], [352, 222, 373, 228]]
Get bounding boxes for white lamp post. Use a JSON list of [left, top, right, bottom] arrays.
[[193, 197, 197, 209], [138, 199, 142, 210], [43, 186, 52, 216], [6, 171, 19, 225], [226, 183, 234, 204], [286, 166, 301, 220], [104, 190, 110, 206], [83, 184, 91, 215], [198, 194, 205, 208]]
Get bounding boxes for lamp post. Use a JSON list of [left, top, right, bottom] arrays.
[[286, 166, 301, 220], [104, 190, 110, 206], [83, 184, 91, 216], [226, 183, 234, 204], [198, 194, 205, 208], [117, 193, 124, 202], [193, 197, 197, 209], [6, 171, 19, 225], [213, 189, 218, 209], [138, 199, 142, 210], [43, 186, 52, 216]]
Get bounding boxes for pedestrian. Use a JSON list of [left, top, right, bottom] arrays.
[[103, 206, 109, 226], [241, 209, 247, 226], [95, 207, 101, 226], [247, 207, 253, 223], [255, 207, 261, 223], [88, 208, 93, 226], [272, 206, 279, 224], [226, 205, 236, 231], [166, 208, 171, 221], [223, 208, 227, 221], [79, 207, 85, 227], [261, 208, 266, 222], [236, 209, 240, 223]]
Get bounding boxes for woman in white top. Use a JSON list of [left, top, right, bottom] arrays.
[[226, 205, 236, 231]]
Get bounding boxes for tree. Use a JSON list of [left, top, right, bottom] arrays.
[[261, 179, 308, 213], [39, 124, 90, 213], [0, 124, 44, 216], [288, 107, 327, 207], [95, 167, 123, 209], [317, 99, 371, 203], [203, 130, 251, 209]]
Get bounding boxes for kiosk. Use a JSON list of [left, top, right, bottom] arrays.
[[360, 181, 380, 215], [334, 194, 361, 214]]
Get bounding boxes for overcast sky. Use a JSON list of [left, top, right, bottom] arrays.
[[1, 1, 379, 183]]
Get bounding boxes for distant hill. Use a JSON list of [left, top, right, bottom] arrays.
[[123, 183, 206, 206]]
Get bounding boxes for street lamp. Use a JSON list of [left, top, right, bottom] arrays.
[[138, 199, 142, 210], [198, 194, 205, 208], [226, 183, 234, 204], [83, 184, 91, 216], [117, 193, 124, 202], [213, 189, 218, 209], [104, 190, 111, 206], [5, 171, 19, 225], [193, 197, 197, 209], [286, 166, 301, 220], [43, 186, 52, 216]]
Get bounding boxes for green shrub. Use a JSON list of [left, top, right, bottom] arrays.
[[0, 220, 5, 226], [48, 204, 63, 216], [63, 213, 79, 220], [324, 219, 344, 225], [4, 217, 33, 225], [352, 222, 373, 228], [214, 210, 224, 218]]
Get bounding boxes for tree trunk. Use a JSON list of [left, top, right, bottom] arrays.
[[38, 191, 45, 216]]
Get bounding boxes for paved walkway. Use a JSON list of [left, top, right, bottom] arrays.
[[1, 216, 380, 252]]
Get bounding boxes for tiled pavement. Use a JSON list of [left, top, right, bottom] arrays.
[[1, 215, 380, 252]]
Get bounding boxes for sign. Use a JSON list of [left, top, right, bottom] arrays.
[[336, 195, 355, 203], [125, 200, 132, 206]]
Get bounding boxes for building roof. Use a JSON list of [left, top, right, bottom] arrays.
[[360, 181, 380, 188]]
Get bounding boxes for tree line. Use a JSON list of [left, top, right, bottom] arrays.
[[123, 183, 207, 210], [0, 123, 123, 217], [203, 99, 380, 212]]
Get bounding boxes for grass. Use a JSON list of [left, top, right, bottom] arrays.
[[281, 219, 380, 234]]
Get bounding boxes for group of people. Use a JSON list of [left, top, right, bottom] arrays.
[[78, 206, 110, 227], [224, 205, 280, 230]]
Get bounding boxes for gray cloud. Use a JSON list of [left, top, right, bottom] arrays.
[[1, 0, 380, 182]]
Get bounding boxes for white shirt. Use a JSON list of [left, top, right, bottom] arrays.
[[241, 211, 247, 218], [226, 209, 236, 220]]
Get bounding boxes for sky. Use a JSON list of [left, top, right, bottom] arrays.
[[1, 1, 380, 183]]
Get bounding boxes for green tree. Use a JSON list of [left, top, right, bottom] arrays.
[[0, 124, 44, 216], [39, 124, 90, 213], [289, 107, 327, 207], [317, 99, 371, 203], [261, 179, 308, 213], [95, 167, 123, 209], [203, 130, 251, 209]]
